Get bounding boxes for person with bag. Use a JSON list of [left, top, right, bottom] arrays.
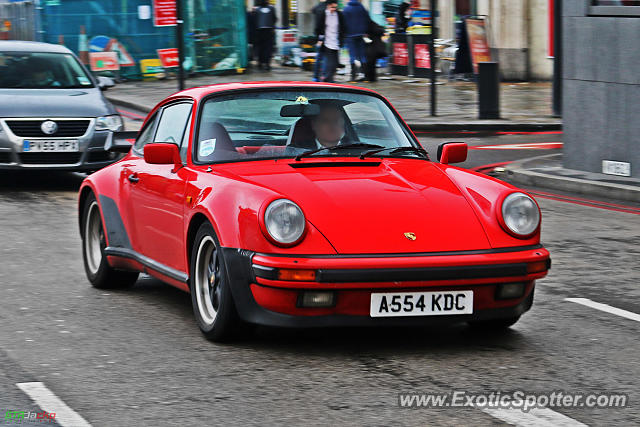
[[363, 19, 386, 82]]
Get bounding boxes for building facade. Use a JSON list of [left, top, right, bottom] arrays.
[[562, 0, 640, 179]]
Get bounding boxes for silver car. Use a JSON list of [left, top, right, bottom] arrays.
[[0, 41, 124, 170]]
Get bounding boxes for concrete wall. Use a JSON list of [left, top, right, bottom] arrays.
[[562, 0, 640, 178]]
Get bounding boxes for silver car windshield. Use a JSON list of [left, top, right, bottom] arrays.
[[0, 52, 94, 89], [195, 90, 418, 164]]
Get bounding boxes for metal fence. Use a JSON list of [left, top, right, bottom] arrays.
[[0, 1, 36, 41]]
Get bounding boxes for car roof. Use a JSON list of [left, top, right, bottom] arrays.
[[166, 81, 382, 102], [0, 40, 73, 54]]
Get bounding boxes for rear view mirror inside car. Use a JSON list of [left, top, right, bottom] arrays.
[[280, 103, 320, 117]]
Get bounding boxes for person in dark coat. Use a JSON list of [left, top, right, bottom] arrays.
[[253, 0, 277, 71], [364, 19, 386, 82], [315, 0, 345, 83], [311, 0, 327, 81], [395, 0, 412, 33], [343, 0, 370, 81]]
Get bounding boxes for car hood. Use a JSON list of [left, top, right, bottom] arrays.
[[0, 88, 115, 118], [219, 159, 492, 254]]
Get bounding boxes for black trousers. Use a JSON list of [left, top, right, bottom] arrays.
[[255, 28, 275, 65]]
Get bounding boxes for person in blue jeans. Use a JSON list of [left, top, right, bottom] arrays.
[[343, 0, 370, 82]]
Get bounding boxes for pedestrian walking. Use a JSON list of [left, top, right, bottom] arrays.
[[253, 0, 277, 71], [363, 19, 386, 82], [315, 0, 345, 83], [342, 0, 370, 82], [312, 0, 327, 81]]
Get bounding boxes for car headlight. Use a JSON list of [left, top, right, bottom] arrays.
[[264, 199, 306, 245], [501, 192, 540, 237], [95, 115, 124, 131]]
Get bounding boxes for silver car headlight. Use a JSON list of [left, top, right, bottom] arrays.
[[95, 115, 124, 131], [264, 199, 306, 245], [501, 192, 540, 237]]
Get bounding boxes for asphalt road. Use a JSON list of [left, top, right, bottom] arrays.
[[0, 132, 639, 426]]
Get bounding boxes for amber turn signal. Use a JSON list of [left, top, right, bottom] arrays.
[[527, 260, 549, 274], [277, 269, 317, 281]]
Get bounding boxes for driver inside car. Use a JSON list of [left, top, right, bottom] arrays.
[[311, 104, 346, 148]]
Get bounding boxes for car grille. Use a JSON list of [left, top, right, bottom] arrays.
[[0, 152, 12, 163], [6, 120, 91, 137], [19, 153, 82, 164]]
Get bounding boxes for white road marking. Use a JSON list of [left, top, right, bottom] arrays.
[[482, 407, 587, 427], [16, 382, 91, 427], [565, 298, 640, 322]]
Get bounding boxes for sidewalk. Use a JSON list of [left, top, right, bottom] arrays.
[[105, 64, 560, 130], [500, 154, 640, 204]]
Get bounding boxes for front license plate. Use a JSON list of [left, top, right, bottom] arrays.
[[23, 140, 79, 152], [370, 291, 473, 317]]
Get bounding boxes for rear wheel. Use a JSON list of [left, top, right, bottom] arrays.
[[81, 193, 139, 289], [190, 222, 243, 342]]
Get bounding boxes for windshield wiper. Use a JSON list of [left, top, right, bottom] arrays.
[[359, 146, 429, 160], [295, 142, 384, 161]]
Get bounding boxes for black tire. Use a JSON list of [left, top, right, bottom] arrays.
[[467, 315, 521, 331], [81, 193, 139, 289], [189, 222, 244, 342]]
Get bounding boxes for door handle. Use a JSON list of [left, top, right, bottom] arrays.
[[127, 173, 139, 183]]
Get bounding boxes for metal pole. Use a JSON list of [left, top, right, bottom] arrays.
[[176, 0, 186, 91], [552, 0, 562, 118], [430, 0, 438, 116]]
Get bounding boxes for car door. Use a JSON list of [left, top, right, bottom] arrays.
[[127, 101, 193, 275]]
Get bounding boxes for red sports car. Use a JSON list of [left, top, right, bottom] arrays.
[[78, 82, 550, 341]]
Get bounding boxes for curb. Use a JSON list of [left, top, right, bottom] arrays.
[[503, 154, 640, 203], [107, 95, 562, 132]]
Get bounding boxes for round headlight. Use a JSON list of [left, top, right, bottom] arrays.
[[264, 199, 306, 245], [501, 192, 540, 237]]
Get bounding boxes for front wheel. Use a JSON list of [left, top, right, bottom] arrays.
[[81, 193, 139, 289], [190, 222, 243, 342]]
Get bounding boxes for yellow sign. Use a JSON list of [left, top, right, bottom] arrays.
[[140, 58, 165, 80], [404, 232, 417, 241]]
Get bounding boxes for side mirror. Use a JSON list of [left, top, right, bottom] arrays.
[[104, 131, 137, 153], [144, 143, 182, 171], [97, 76, 115, 91], [437, 142, 468, 164]]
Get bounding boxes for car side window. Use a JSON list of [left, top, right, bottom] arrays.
[[154, 102, 193, 147], [133, 112, 158, 154]]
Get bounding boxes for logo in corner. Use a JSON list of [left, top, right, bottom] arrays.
[[404, 232, 417, 241]]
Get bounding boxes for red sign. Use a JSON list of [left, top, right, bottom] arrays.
[[392, 43, 408, 66], [153, 0, 177, 27], [157, 48, 179, 68], [413, 44, 431, 69], [466, 19, 492, 74], [89, 52, 120, 71]]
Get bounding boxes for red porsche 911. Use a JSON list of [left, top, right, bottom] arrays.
[[78, 82, 550, 341]]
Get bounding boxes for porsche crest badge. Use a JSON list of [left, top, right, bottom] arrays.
[[404, 232, 417, 241]]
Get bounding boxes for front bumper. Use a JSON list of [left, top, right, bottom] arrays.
[[222, 245, 549, 328], [0, 118, 120, 170]]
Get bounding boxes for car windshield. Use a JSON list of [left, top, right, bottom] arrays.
[[0, 52, 94, 89], [195, 90, 421, 164]]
